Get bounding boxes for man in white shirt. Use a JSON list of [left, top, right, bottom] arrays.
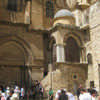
[[79, 89, 92, 100], [91, 89, 96, 100], [66, 92, 75, 100], [64, 89, 75, 100], [55, 90, 61, 100]]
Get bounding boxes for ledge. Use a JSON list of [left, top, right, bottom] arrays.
[[55, 62, 88, 65], [0, 21, 29, 27], [78, 3, 90, 10], [80, 24, 89, 29], [0, 21, 86, 35]]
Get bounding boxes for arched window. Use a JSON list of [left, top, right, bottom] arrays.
[[65, 37, 80, 63], [7, 0, 17, 11], [46, 1, 54, 18], [7, 0, 23, 11], [87, 53, 92, 64]]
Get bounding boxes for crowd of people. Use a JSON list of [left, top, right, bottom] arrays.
[[0, 80, 44, 100], [77, 84, 97, 100], [0, 82, 99, 100], [0, 85, 25, 100], [49, 89, 75, 100], [49, 84, 98, 100]]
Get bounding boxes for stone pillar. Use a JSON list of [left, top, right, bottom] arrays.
[[48, 64, 53, 89], [56, 44, 65, 62], [80, 47, 86, 63], [28, 67, 32, 87], [25, 1, 31, 24]]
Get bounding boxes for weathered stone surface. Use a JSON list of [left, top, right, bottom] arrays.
[[0, 0, 100, 95]]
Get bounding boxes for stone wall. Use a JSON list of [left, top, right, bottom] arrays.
[[0, 23, 44, 82], [42, 63, 88, 95], [85, 1, 100, 92], [0, 66, 21, 86]]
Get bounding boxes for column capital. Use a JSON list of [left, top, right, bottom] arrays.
[[80, 46, 86, 49], [55, 43, 66, 47]]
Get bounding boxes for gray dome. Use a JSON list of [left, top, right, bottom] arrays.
[[54, 9, 74, 18]]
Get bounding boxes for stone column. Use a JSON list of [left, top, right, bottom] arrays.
[[56, 44, 65, 62], [80, 47, 86, 63], [48, 64, 53, 89], [25, 1, 31, 24], [28, 67, 32, 87]]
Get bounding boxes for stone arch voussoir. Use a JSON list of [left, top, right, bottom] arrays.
[[0, 35, 34, 65]]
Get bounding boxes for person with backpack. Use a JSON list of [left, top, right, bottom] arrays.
[[58, 90, 68, 100]]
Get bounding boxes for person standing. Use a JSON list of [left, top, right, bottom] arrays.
[[91, 89, 96, 100], [77, 84, 83, 99], [6, 87, 10, 98], [7, 90, 14, 100], [20, 86, 25, 100], [65, 90, 75, 100], [1, 93, 6, 100], [32, 87, 36, 100], [39, 83, 43, 98], [55, 90, 61, 100], [27, 88, 30, 100], [58, 90, 68, 100], [79, 88, 92, 100], [49, 88, 53, 100], [0, 87, 2, 100]]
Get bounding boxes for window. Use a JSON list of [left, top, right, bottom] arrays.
[[87, 53, 92, 64], [90, 81, 94, 88], [7, 0, 23, 11], [7, 0, 17, 11], [46, 1, 54, 18], [65, 37, 80, 63]]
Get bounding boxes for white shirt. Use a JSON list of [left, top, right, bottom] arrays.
[[55, 90, 61, 99], [66, 92, 75, 100], [79, 94, 83, 100], [21, 88, 25, 96], [92, 97, 96, 100], [79, 93, 92, 100], [6, 90, 10, 97]]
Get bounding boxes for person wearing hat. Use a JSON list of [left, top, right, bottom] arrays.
[[55, 90, 61, 100]]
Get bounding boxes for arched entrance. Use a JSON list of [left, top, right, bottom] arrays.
[[0, 39, 30, 87], [73, 81, 78, 95]]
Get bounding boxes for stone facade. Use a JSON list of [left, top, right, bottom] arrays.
[[0, 0, 100, 94]]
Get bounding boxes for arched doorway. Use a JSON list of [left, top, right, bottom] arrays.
[[65, 37, 80, 63], [0, 41, 28, 87], [73, 81, 78, 95]]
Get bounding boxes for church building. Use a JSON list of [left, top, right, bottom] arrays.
[[0, 0, 100, 94]]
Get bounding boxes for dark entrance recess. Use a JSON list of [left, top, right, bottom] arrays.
[[65, 37, 80, 63]]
